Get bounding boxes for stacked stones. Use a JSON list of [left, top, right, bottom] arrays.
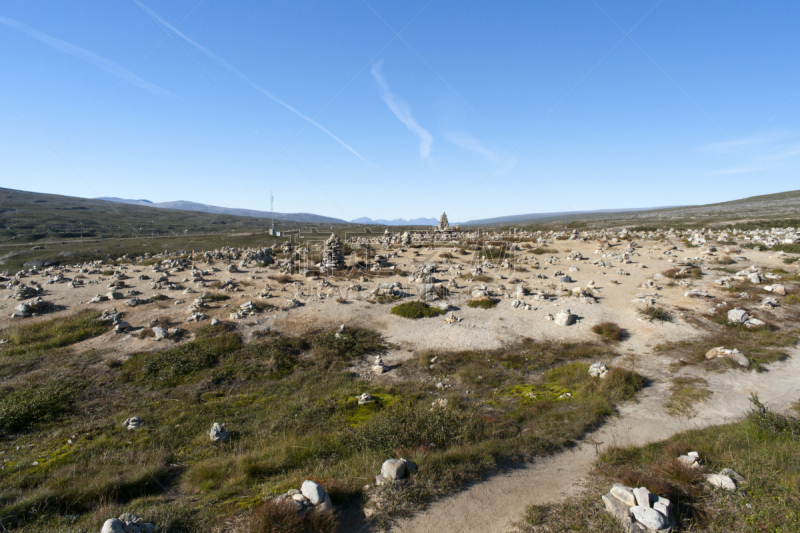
[[274, 480, 333, 514], [322, 233, 345, 270], [602, 483, 676, 532]]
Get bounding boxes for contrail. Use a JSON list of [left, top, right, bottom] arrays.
[[135, 1, 374, 166], [0, 16, 170, 96], [371, 61, 432, 157]]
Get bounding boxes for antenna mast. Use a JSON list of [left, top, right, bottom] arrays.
[[270, 192, 275, 235]]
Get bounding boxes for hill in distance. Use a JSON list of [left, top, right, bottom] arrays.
[[97, 197, 347, 224], [352, 216, 439, 226]]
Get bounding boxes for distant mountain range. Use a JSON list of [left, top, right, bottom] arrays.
[[351, 217, 439, 226], [96, 198, 347, 224]]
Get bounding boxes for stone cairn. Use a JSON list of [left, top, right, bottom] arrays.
[[322, 233, 345, 270]]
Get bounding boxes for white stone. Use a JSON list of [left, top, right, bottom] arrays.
[[727, 308, 749, 323], [630, 506, 667, 530], [381, 459, 407, 481], [610, 484, 636, 507], [301, 480, 327, 505], [101, 519, 126, 533], [706, 473, 736, 491]]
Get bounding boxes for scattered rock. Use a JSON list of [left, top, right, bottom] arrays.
[[209, 422, 229, 443], [123, 417, 144, 430], [706, 473, 736, 491]]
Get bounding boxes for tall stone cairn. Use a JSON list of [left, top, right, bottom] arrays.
[[438, 212, 450, 231], [322, 233, 345, 269]]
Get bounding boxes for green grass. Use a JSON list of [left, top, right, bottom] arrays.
[[0, 382, 81, 437], [1, 310, 111, 357], [311, 326, 385, 367], [390, 301, 446, 319], [0, 313, 642, 532], [637, 306, 673, 322], [773, 243, 800, 254], [467, 299, 498, 309], [664, 377, 712, 416]]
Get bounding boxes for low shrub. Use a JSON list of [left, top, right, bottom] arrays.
[[391, 301, 445, 319], [467, 299, 497, 309], [312, 327, 384, 366], [638, 306, 672, 322], [591, 322, 625, 342]]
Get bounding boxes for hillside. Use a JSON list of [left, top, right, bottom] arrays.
[[0, 188, 350, 244], [97, 197, 348, 224]]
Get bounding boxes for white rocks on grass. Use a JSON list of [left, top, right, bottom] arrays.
[[588, 362, 609, 378], [706, 473, 736, 491], [727, 308, 749, 324], [123, 417, 144, 430], [602, 483, 675, 533], [100, 513, 156, 533], [375, 458, 417, 485], [274, 480, 333, 514], [704, 346, 750, 367], [678, 451, 701, 468], [358, 392, 375, 405], [209, 422, 229, 443]]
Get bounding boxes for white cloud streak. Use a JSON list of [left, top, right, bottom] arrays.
[[135, 1, 372, 166], [445, 131, 518, 172], [0, 16, 170, 96], [371, 61, 432, 157]]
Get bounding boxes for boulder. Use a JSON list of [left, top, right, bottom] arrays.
[[209, 422, 229, 443], [610, 483, 636, 507], [727, 308, 749, 324], [301, 480, 327, 505], [101, 519, 126, 533], [706, 473, 736, 491], [554, 310, 576, 326], [381, 459, 407, 482], [630, 506, 668, 530], [152, 327, 168, 340]]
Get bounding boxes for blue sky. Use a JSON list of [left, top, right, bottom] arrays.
[[2, 1, 800, 222]]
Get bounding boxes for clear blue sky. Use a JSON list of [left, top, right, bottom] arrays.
[[2, 1, 799, 222]]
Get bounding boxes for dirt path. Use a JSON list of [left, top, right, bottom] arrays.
[[386, 351, 800, 533]]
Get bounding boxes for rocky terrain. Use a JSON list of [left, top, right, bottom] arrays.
[[1, 220, 799, 532]]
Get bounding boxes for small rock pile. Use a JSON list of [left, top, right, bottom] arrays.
[[101, 513, 156, 533], [726, 307, 765, 327], [602, 483, 676, 532], [11, 296, 51, 318], [274, 480, 333, 514], [704, 346, 749, 367], [588, 362, 610, 378]]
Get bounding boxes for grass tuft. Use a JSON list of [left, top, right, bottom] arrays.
[[390, 301, 445, 319], [591, 321, 625, 342], [467, 299, 498, 309]]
